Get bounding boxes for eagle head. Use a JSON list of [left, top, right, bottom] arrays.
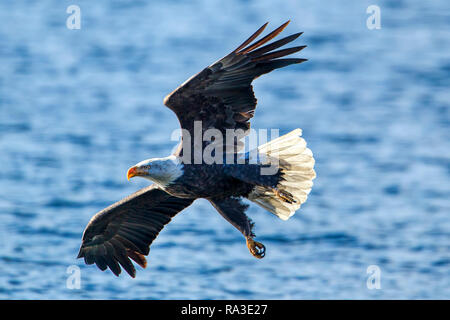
[[127, 155, 183, 187]]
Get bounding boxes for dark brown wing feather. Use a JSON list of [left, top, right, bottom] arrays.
[[77, 185, 194, 278], [164, 20, 306, 159]]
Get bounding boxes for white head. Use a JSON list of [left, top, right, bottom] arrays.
[[126, 155, 183, 188]]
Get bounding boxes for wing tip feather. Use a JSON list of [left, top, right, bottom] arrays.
[[238, 20, 292, 54], [233, 22, 269, 53]]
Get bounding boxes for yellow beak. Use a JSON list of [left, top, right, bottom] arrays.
[[127, 166, 138, 181]]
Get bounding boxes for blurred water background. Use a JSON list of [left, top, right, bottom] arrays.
[[0, 0, 449, 299]]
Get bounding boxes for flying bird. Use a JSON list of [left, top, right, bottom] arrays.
[[77, 20, 316, 278]]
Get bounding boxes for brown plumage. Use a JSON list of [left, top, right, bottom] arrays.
[[78, 21, 315, 278], [78, 185, 193, 277], [164, 19, 306, 157]]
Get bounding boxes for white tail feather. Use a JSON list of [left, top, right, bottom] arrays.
[[248, 129, 316, 220]]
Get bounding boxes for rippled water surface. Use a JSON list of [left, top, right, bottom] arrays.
[[0, 0, 449, 299]]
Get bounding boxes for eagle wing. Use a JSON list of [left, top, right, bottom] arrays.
[[77, 185, 194, 277], [164, 21, 306, 159]]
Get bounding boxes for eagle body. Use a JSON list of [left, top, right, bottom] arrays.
[[78, 21, 316, 278], [164, 163, 256, 199]]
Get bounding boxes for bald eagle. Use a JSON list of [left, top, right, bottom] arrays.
[[77, 21, 316, 278]]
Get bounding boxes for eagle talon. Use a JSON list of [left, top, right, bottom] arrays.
[[246, 237, 266, 259], [274, 188, 296, 204]]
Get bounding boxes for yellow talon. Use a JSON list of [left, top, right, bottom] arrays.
[[274, 188, 296, 204], [246, 237, 266, 259]]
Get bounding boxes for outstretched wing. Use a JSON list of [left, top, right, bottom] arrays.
[[164, 21, 306, 159], [77, 185, 194, 278]]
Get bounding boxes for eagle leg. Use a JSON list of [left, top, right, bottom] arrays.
[[210, 196, 268, 258], [246, 237, 266, 259]]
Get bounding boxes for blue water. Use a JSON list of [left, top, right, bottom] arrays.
[[0, 0, 449, 299]]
